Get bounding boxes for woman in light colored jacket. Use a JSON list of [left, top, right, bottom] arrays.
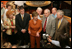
[[4, 10, 17, 45]]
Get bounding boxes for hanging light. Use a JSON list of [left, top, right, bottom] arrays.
[[26, 1, 51, 7]]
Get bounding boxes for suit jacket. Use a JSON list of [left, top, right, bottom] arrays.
[[4, 18, 17, 35], [54, 17, 70, 40], [42, 14, 55, 38], [28, 19, 42, 36], [15, 13, 30, 34]]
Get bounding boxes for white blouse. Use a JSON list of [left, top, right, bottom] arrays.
[[51, 40, 71, 48]]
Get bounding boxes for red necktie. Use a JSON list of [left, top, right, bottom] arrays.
[[11, 21, 14, 32], [43, 18, 47, 32]]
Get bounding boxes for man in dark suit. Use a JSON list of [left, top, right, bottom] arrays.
[[54, 10, 70, 41], [15, 6, 30, 46]]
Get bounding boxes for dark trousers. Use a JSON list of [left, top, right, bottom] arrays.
[[7, 32, 17, 45], [17, 32, 30, 45]]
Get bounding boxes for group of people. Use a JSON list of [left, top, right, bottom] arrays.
[[1, 2, 71, 48]]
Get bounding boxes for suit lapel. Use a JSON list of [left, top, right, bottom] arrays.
[[57, 17, 64, 30], [46, 16, 50, 27], [56, 18, 59, 30], [43, 16, 46, 27], [19, 13, 23, 21], [23, 13, 26, 21], [22, 13, 27, 26]]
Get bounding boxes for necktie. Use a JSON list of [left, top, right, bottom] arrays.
[[22, 15, 23, 20], [11, 20, 14, 32], [58, 20, 61, 29], [43, 18, 47, 32]]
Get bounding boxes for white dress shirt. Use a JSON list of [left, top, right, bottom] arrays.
[[58, 17, 63, 25], [21, 14, 24, 18], [46, 16, 49, 27], [51, 40, 71, 48]]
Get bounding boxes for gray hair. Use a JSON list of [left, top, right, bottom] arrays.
[[57, 10, 64, 16], [44, 9, 50, 13], [37, 7, 42, 11]]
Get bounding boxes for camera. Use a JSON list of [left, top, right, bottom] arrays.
[[42, 33, 49, 39], [40, 33, 51, 48]]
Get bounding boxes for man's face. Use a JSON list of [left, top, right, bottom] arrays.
[[20, 9, 24, 15], [36, 10, 42, 15], [44, 10, 50, 17], [8, 6, 11, 10], [57, 12, 62, 19], [1, 4, 3, 8], [52, 8, 57, 14]]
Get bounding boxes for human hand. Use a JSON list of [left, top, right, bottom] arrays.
[[47, 43, 51, 45], [2, 29, 5, 32], [70, 38, 71, 42], [28, 31, 31, 34], [11, 26, 15, 29], [47, 38, 52, 42], [48, 36, 52, 39], [36, 32, 40, 37], [21, 29, 26, 33]]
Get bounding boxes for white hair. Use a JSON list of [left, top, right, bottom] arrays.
[[44, 9, 50, 13], [37, 7, 42, 11], [57, 10, 64, 16]]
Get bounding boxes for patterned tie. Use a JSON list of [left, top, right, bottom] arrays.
[[43, 18, 47, 32], [22, 15, 23, 20], [58, 20, 61, 29]]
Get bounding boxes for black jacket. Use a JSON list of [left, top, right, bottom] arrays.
[[15, 13, 30, 34]]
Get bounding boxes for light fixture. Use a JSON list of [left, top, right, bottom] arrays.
[[26, 1, 51, 7]]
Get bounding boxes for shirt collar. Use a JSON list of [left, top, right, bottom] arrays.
[[46, 15, 50, 19], [52, 13, 57, 18], [20, 14, 24, 17], [59, 17, 63, 22]]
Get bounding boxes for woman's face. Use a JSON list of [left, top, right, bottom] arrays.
[[8, 6, 11, 10], [9, 14, 13, 19], [33, 16, 38, 21]]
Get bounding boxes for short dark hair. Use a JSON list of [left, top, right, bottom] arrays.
[[19, 6, 24, 11], [6, 4, 12, 8], [59, 34, 70, 48], [32, 11, 38, 17]]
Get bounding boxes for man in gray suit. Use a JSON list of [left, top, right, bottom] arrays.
[[42, 9, 55, 39]]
